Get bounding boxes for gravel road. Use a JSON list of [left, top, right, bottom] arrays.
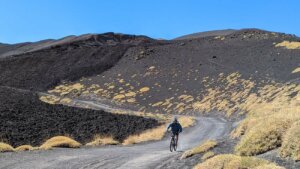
[[0, 116, 232, 169]]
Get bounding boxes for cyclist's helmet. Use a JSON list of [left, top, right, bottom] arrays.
[[173, 116, 178, 123]]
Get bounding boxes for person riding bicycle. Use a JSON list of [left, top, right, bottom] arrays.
[[167, 117, 182, 144]]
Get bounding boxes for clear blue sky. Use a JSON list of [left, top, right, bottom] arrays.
[[0, 0, 299, 44]]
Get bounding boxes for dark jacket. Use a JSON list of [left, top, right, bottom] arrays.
[[167, 122, 182, 134]]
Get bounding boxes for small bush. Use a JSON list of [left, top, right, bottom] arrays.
[[39, 136, 81, 150], [15, 145, 34, 151], [280, 121, 300, 160], [275, 41, 300, 49], [201, 151, 215, 161], [86, 135, 119, 146], [178, 116, 195, 128], [235, 118, 291, 156], [193, 154, 284, 169], [123, 125, 166, 145], [0, 142, 15, 152], [181, 140, 217, 159]]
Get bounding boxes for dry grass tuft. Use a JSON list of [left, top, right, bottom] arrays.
[[123, 116, 195, 145], [15, 145, 34, 151], [280, 121, 300, 160], [181, 140, 217, 159], [275, 41, 300, 49], [254, 164, 286, 169], [235, 117, 292, 156], [123, 125, 166, 145], [193, 154, 284, 169], [0, 142, 15, 152], [86, 135, 119, 146], [292, 67, 300, 74], [201, 151, 215, 161], [230, 81, 300, 156], [178, 116, 195, 128], [39, 136, 81, 150]]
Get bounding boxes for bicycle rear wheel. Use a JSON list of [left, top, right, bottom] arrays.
[[174, 135, 177, 151]]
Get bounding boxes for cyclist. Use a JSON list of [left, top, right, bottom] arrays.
[[167, 117, 182, 145]]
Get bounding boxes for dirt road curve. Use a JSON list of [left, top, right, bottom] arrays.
[[0, 116, 232, 169]]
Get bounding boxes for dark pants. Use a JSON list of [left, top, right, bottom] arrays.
[[172, 132, 179, 145]]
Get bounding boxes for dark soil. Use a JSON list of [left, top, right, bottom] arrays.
[[0, 87, 159, 147], [0, 33, 158, 91]]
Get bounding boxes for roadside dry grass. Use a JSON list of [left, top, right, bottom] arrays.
[[123, 116, 195, 145], [39, 136, 81, 150], [193, 154, 285, 169], [280, 121, 300, 160], [215, 77, 300, 158], [15, 145, 34, 151], [181, 140, 217, 159], [86, 135, 119, 146], [123, 125, 166, 145], [0, 142, 15, 152], [201, 151, 215, 161]]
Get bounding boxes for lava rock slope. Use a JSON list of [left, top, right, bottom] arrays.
[[0, 86, 159, 147]]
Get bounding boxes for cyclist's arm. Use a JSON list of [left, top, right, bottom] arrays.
[[178, 123, 183, 133], [166, 123, 172, 131]]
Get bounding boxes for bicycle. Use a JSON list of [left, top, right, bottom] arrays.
[[170, 133, 178, 152]]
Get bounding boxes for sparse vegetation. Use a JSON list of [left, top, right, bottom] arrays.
[[86, 135, 119, 146], [181, 140, 217, 159], [39, 136, 81, 150], [0, 142, 15, 152], [193, 154, 284, 169], [231, 81, 300, 156]]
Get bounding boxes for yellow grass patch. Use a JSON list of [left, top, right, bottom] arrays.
[[122, 116, 194, 145], [15, 145, 34, 151], [127, 98, 136, 103], [60, 98, 72, 104], [292, 67, 300, 73], [181, 140, 217, 159], [0, 142, 15, 152], [124, 91, 136, 97], [49, 83, 85, 96], [122, 125, 166, 145], [235, 117, 292, 156], [178, 116, 195, 128], [193, 154, 284, 169], [280, 121, 300, 160], [86, 135, 119, 146], [275, 41, 300, 49], [139, 87, 150, 93], [40, 136, 81, 150], [214, 36, 225, 40], [39, 95, 60, 104], [232, 81, 300, 156], [201, 151, 215, 161], [113, 94, 125, 100]]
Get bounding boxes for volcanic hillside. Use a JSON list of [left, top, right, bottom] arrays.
[[34, 29, 300, 116], [1, 29, 300, 166], [0, 33, 161, 147]]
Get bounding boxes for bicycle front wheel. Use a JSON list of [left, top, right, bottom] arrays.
[[170, 139, 174, 152]]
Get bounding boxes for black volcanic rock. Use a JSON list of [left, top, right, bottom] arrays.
[[0, 87, 159, 147]]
